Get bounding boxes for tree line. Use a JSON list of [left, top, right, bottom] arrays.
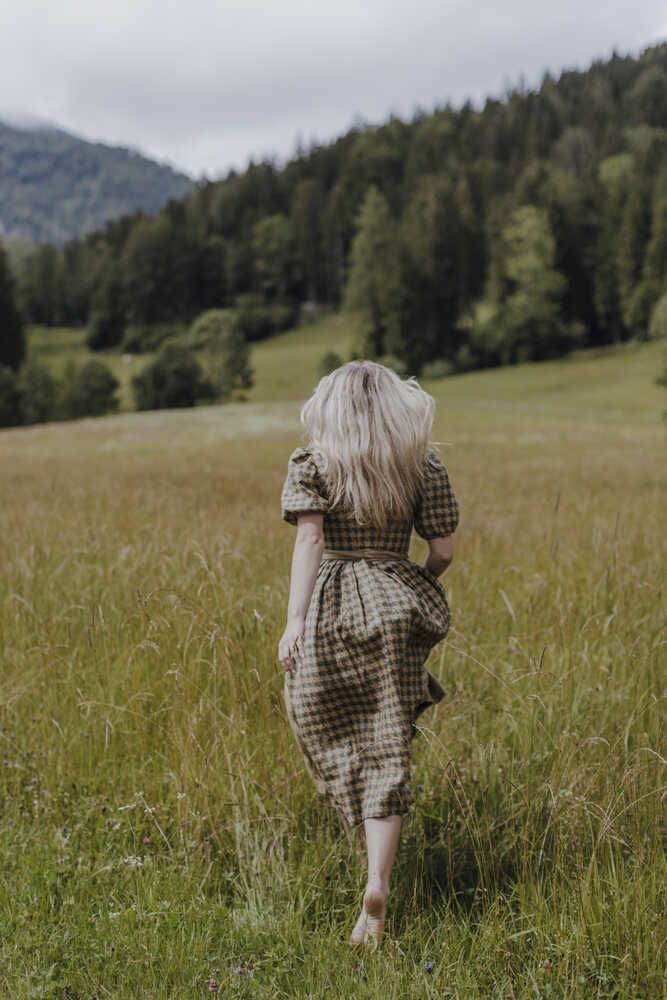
[[0, 244, 253, 427], [3, 41, 667, 388]]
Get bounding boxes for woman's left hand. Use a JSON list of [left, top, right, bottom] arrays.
[[278, 616, 305, 674]]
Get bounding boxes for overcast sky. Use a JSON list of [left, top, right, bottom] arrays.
[[1, 0, 665, 179]]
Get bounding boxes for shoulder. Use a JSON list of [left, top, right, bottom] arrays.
[[288, 445, 326, 474], [284, 447, 328, 491], [288, 445, 313, 465], [418, 445, 456, 497], [413, 444, 459, 537], [281, 445, 330, 523], [423, 445, 448, 474]]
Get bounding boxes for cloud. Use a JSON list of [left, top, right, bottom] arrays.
[[1, 0, 665, 177]]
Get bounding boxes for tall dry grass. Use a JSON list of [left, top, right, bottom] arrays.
[[0, 377, 664, 996]]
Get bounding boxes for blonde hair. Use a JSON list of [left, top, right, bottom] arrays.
[[299, 359, 436, 529]]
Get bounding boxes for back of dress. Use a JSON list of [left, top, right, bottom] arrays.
[[280, 443, 460, 832], [281, 444, 459, 553]]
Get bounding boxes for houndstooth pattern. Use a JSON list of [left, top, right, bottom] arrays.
[[281, 444, 459, 829]]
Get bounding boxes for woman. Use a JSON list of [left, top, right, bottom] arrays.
[[277, 359, 459, 949]]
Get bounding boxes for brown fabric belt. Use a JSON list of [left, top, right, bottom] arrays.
[[321, 547, 409, 562]]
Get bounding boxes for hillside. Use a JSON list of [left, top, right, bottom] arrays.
[[24, 313, 667, 418], [0, 117, 194, 244]]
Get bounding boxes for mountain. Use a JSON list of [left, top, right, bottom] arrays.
[[0, 117, 194, 244]]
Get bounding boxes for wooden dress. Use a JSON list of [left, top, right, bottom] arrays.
[[280, 444, 459, 830]]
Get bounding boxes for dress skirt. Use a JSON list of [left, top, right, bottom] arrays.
[[283, 550, 451, 829]]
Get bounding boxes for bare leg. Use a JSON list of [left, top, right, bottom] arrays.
[[348, 814, 403, 948], [364, 814, 403, 893]]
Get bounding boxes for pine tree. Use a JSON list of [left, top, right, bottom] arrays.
[[630, 173, 667, 334], [594, 153, 634, 342], [251, 214, 298, 302], [399, 173, 479, 369], [86, 265, 126, 350], [291, 179, 324, 302], [493, 205, 579, 363], [617, 179, 652, 335], [343, 186, 403, 357], [0, 242, 26, 372]]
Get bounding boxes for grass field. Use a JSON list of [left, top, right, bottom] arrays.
[[26, 310, 358, 411], [27, 326, 163, 413], [1, 324, 665, 997]]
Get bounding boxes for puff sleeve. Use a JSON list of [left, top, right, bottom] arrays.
[[413, 447, 459, 539], [281, 446, 330, 525]]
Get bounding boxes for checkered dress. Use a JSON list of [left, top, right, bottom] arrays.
[[281, 444, 459, 830]]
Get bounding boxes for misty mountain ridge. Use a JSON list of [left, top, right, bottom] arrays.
[[0, 115, 194, 245]]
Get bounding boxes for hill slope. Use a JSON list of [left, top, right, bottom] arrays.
[[0, 118, 194, 244], [23, 314, 667, 418]]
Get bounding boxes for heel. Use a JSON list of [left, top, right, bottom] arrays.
[[362, 886, 386, 947], [347, 885, 387, 950]]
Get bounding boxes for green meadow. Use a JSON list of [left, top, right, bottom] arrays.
[[1, 321, 665, 998], [25, 310, 357, 410]]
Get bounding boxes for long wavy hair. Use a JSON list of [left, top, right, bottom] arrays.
[[299, 360, 437, 528]]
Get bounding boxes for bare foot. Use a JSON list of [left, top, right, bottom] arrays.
[[347, 881, 388, 950]]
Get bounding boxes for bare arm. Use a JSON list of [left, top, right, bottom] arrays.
[[424, 535, 454, 579], [278, 512, 325, 674]]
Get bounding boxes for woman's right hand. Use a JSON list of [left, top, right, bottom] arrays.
[[278, 616, 305, 675]]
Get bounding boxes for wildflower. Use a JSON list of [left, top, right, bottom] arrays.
[[232, 961, 255, 975], [207, 977, 218, 991], [424, 961, 433, 972]]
